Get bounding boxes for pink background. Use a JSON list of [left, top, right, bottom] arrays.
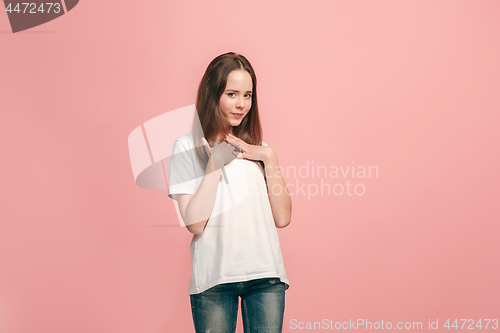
[[1, 0, 499, 332]]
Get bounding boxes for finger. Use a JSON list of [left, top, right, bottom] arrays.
[[201, 137, 216, 171], [201, 138, 213, 155], [201, 137, 210, 149], [231, 137, 247, 150], [226, 135, 247, 151], [227, 142, 241, 153]]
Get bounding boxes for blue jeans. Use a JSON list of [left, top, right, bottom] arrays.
[[190, 277, 286, 333]]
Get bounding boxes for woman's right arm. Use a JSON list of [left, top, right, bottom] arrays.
[[173, 165, 222, 235], [173, 140, 239, 235]]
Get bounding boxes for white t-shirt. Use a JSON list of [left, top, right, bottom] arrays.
[[168, 133, 290, 295]]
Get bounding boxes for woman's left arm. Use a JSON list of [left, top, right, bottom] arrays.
[[262, 148, 292, 228], [225, 133, 292, 228]]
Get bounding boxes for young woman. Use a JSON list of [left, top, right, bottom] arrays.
[[168, 52, 291, 333]]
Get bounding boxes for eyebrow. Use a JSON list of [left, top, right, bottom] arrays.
[[225, 89, 253, 93]]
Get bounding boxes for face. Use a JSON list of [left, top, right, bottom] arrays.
[[219, 69, 253, 132]]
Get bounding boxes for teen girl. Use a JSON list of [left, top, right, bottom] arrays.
[[168, 52, 291, 333]]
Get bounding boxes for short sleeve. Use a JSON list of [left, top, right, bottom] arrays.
[[167, 139, 202, 200]]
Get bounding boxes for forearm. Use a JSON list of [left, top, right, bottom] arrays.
[[184, 165, 222, 233], [263, 150, 292, 228]]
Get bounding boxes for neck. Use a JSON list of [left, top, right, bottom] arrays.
[[214, 133, 226, 143], [215, 128, 234, 142]]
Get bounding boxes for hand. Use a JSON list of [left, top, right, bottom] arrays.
[[201, 137, 240, 170], [224, 133, 272, 163]]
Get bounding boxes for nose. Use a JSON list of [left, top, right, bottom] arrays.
[[236, 96, 245, 109]]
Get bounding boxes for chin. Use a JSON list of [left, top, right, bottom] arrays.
[[230, 120, 243, 127]]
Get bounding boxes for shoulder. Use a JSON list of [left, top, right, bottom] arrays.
[[172, 133, 195, 150], [175, 133, 194, 145]]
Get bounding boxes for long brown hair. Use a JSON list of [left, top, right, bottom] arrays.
[[192, 52, 264, 171]]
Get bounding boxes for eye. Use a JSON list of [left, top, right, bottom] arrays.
[[245, 94, 252, 98], [228, 92, 235, 97]]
